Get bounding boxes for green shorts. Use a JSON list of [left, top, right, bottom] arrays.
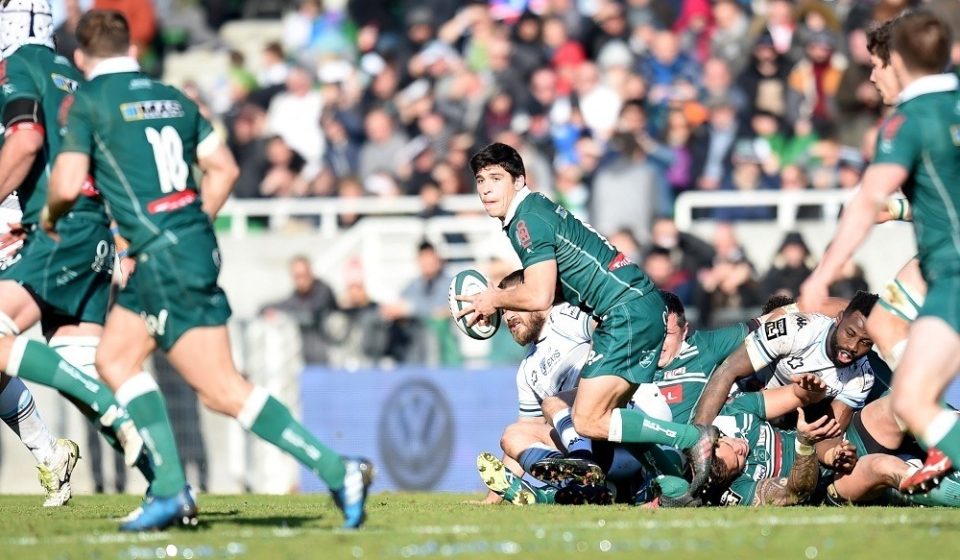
[[580, 290, 666, 385], [116, 225, 232, 351], [918, 274, 960, 333], [0, 211, 113, 327]]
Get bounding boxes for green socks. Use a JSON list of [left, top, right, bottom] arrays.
[[8, 338, 116, 414], [613, 408, 701, 449], [239, 387, 346, 491], [923, 410, 960, 466], [115, 372, 186, 498]]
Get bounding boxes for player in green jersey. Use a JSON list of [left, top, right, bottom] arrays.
[[0, 0, 149, 506], [36, 10, 371, 531], [460, 143, 719, 493], [799, 10, 960, 492]]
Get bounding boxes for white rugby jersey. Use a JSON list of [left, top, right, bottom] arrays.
[[0, 194, 22, 269], [516, 303, 593, 417], [743, 312, 875, 409]]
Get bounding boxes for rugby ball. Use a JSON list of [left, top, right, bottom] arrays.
[[448, 269, 501, 340]]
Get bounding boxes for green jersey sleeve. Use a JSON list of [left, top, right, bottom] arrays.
[[721, 392, 766, 418], [873, 112, 922, 171], [697, 323, 749, 363], [2, 54, 41, 102], [61, 90, 94, 154], [512, 214, 556, 268]]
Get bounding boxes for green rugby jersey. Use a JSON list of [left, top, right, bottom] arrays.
[[60, 58, 217, 253], [873, 73, 960, 277], [1, 44, 100, 222], [503, 189, 656, 317], [714, 392, 797, 506], [652, 323, 749, 424]]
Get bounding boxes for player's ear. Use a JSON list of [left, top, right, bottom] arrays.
[[513, 174, 526, 192], [128, 44, 138, 61], [73, 49, 85, 72]]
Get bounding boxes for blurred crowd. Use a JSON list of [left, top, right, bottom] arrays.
[[51, 0, 954, 365]]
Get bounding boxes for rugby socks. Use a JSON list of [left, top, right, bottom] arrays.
[[608, 408, 701, 449], [553, 408, 594, 458], [622, 443, 685, 477], [517, 443, 562, 473], [116, 372, 186, 498], [0, 376, 57, 465], [238, 386, 346, 491], [922, 410, 960, 466], [6, 338, 118, 415]]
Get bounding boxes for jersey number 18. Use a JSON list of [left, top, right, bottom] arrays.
[[145, 126, 189, 194]]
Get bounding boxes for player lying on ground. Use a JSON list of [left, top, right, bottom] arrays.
[[693, 292, 881, 433], [799, 10, 960, 493], [38, 10, 371, 531]]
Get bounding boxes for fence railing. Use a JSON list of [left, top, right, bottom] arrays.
[[673, 189, 853, 231]]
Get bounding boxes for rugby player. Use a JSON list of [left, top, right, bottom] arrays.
[[0, 0, 147, 506], [38, 10, 371, 530], [799, 10, 960, 492], [460, 142, 718, 493], [693, 292, 881, 430]]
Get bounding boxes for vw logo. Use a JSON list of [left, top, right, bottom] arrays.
[[378, 379, 455, 489]]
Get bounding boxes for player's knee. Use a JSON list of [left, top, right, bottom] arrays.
[[571, 409, 605, 440], [541, 395, 565, 420], [891, 389, 921, 427]]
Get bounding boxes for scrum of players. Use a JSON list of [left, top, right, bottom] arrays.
[[461, 9, 960, 509]]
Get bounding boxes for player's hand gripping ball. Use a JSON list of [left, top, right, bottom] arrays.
[[448, 269, 501, 340]]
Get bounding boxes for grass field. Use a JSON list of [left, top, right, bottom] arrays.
[[3, 493, 960, 559]]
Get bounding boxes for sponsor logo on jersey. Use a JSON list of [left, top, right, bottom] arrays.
[[554, 205, 568, 219], [765, 318, 787, 340], [879, 114, 905, 154], [119, 100, 185, 121], [660, 367, 687, 380], [378, 379, 454, 489], [539, 349, 562, 377], [516, 220, 532, 249], [720, 489, 743, 506], [50, 73, 78, 93], [638, 349, 656, 369], [607, 252, 632, 271], [795, 315, 808, 330], [786, 356, 805, 370], [58, 94, 74, 127], [660, 383, 684, 404], [147, 189, 197, 214]]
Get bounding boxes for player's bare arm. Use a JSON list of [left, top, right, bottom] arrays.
[[692, 345, 755, 425], [800, 163, 907, 310], [197, 141, 240, 219], [0, 102, 45, 201], [753, 409, 828, 506], [458, 260, 557, 323], [42, 152, 90, 234], [760, 374, 833, 419]]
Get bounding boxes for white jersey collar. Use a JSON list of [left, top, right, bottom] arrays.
[[898, 73, 959, 104], [502, 186, 532, 229], [88, 56, 141, 80]]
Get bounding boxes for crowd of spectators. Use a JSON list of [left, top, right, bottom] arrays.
[[51, 0, 958, 363]]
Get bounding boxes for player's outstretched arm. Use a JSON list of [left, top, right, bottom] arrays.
[[760, 374, 832, 419], [42, 152, 90, 233], [692, 345, 755, 425], [197, 142, 240, 220], [754, 408, 826, 506], [799, 164, 906, 310]]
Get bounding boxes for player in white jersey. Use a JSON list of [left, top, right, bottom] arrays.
[[693, 292, 881, 429], [0, 192, 82, 505]]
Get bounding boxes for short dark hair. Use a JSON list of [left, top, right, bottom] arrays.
[[417, 240, 437, 254], [469, 142, 526, 181], [892, 10, 952, 74], [498, 269, 524, 289], [866, 18, 897, 66], [661, 291, 687, 329], [76, 10, 130, 57], [762, 294, 796, 315], [844, 290, 879, 318], [700, 455, 736, 505]]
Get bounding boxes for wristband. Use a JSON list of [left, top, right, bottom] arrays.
[[795, 439, 815, 456], [117, 249, 129, 258]]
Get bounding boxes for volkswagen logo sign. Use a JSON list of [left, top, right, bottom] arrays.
[[378, 379, 455, 489]]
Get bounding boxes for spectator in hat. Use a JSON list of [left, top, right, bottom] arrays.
[[762, 231, 817, 299], [787, 29, 847, 131], [739, 32, 791, 124], [837, 147, 865, 190]]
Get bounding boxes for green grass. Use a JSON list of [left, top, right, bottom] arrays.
[[2, 493, 960, 559]]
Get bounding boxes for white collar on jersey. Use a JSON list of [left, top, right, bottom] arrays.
[[898, 73, 959, 104], [502, 186, 532, 229], [88, 56, 141, 80]]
